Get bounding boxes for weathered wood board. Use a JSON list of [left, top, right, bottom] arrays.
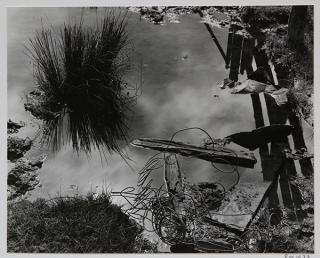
[[162, 153, 274, 233], [164, 154, 185, 217], [206, 181, 274, 232], [131, 138, 257, 168], [164, 154, 183, 194]]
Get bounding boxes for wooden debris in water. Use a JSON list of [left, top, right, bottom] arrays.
[[207, 181, 275, 232], [164, 154, 184, 195], [164, 154, 185, 218], [131, 138, 257, 168]]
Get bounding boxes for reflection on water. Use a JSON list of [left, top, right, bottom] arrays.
[[7, 7, 313, 224], [226, 22, 314, 223]]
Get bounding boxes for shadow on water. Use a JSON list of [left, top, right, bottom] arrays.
[[221, 22, 313, 224]]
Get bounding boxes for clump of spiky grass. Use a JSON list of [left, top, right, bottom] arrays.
[[7, 193, 146, 253], [25, 12, 133, 156]]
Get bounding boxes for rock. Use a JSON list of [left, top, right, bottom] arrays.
[[131, 7, 165, 24], [7, 136, 32, 162], [7, 155, 46, 200], [7, 119, 25, 134]]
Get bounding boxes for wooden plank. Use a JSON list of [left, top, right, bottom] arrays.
[[195, 240, 234, 253], [164, 154, 185, 217], [164, 154, 183, 194], [207, 181, 275, 232], [131, 138, 257, 168]]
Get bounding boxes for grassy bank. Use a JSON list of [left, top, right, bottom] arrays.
[[7, 193, 157, 253]]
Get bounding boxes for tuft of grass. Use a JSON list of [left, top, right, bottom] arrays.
[[7, 193, 152, 253], [25, 12, 134, 157]]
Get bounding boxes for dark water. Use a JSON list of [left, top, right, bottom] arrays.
[[7, 7, 313, 217]]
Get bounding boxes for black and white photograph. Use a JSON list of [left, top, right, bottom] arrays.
[[3, 2, 316, 254]]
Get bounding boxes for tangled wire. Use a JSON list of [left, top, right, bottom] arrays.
[[112, 128, 244, 243], [111, 127, 300, 252]]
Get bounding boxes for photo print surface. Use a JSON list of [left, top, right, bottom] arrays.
[[6, 6, 314, 253]]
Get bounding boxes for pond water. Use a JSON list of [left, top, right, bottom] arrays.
[[7, 7, 313, 217]]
